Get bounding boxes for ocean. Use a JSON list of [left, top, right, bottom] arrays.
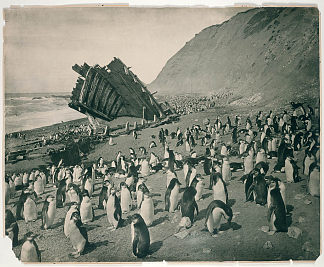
[[5, 92, 86, 134]]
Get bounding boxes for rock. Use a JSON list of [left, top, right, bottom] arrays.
[[302, 242, 313, 252], [174, 230, 189, 239], [190, 230, 199, 237], [304, 199, 312, 205], [260, 226, 270, 232], [294, 194, 305, 200], [287, 226, 302, 239], [298, 216, 305, 223], [203, 248, 211, 254], [263, 241, 273, 249]]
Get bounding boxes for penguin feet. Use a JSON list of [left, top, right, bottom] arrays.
[[267, 230, 276, 236], [70, 251, 81, 258]]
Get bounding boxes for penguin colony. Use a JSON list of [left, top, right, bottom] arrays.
[[4, 102, 320, 262]]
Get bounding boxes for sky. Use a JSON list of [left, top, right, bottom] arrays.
[[3, 6, 250, 93]]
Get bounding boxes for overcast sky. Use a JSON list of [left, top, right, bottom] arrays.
[[4, 6, 249, 93]]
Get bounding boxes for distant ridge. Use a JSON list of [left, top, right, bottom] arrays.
[[149, 7, 319, 105]]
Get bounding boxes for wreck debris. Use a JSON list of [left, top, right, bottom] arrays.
[[69, 57, 170, 122]]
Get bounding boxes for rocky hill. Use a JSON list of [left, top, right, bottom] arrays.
[[149, 7, 319, 105]]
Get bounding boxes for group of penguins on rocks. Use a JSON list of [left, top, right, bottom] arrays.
[[4, 102, 320, 262]]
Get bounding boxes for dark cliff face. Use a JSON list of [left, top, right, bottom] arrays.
[[149, 7, 319, 105]]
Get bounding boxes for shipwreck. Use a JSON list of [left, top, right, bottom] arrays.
[[69, 57, 173, 123]]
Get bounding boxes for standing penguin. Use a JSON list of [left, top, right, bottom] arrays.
[[194, 175, 205, 201], [303, 151, 316, 176], [285, 156, 299, 183], [23, 192, 38, 222], [56, 178, 67, 208], [205, 200, 233, 235], [140, 192, 154, 227], [68, 211, 89, 258], [67, 183, 82, 204], [256, 149, 267, 164], [308, 164, 320, 197], [211, 171, 228, 204], [83, 169, 94, 198], [120, 182, 132, 213], [131, 213, 150, 258], [266, 176, 286, 213], [106, 188, 122, 230], [243, 153, 254, 175], [34, 175, 44, 196], [136, 178, 148, 209], [98, 180, 112, 209], [165, 178, 181, 212], [41, 195, 56, 229], [267, 180, 287, 233], [180, 187, 199, 225], [20, 233, 41, 262], [246, 170, 268, 206], [64, 202, 79, 238], [80, 190, 94, 224], [222, 158, 231, 183], [5, 209, 19, 247]]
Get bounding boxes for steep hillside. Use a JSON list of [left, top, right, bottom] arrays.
[[149, 7, 319, 105]]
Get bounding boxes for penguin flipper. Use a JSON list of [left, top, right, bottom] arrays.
[[132, 234, 139, 257], [246, 185, 255, 202]]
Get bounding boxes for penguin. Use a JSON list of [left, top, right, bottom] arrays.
[[267, 179, 287, 233], [83, 171, 94, 198], [120, 182, 132, 213], [166, 168, 177, 188], [165, 178, 181, 212], [5, 209, 19, 247], [106, 188, 122, 230], [56, 178, 67, 208], [254, 161, 269, 175], [211, 171, 228, 204], [140, 192, 154, 227], [136, 178, 148, 209], [67, 183, 82, 204], [308, 163, 320, 197], [180, 186, 199, 224], [194, 175, 205, 201], [256, 149, 267, 164], [64, 202, 80, 238], [140, 158, 151, 177], [14, 173, 23, 191], [80, 190, 94, 224], [98, 180, 112, 209], [303, 150, 316, 176], [131, 213, 150, 258], [34, 175, 44, 196], [149, 141, 157, 148], [243, 153, 254, 175], [203, 156, 212, 176], [23, 172, 29, 187], [205, 200, 233, 235], [285, 156, 299, 183], [41, 195, 56, 229], [20, 233, 41, 262], [246, 170, 267, 205], [266, 176, 286, 213], [222, 158, 231, 183], [68, 211, 89, 258], [16, 189, 29, 220], [23, 192, 38, 222]]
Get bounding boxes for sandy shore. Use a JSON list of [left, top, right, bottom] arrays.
[[4, 102, 320, 262]]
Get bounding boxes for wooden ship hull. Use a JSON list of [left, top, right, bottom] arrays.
[[69, 57, 171, 121]]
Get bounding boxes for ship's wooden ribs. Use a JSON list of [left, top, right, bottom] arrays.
[[102, 86, 116, 112], [107, 94, 121, 117], [95, 79, 107, 112], [79, 68, 92, 103], [87, 73, 101, 107], [114, 102, 124, 117]]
